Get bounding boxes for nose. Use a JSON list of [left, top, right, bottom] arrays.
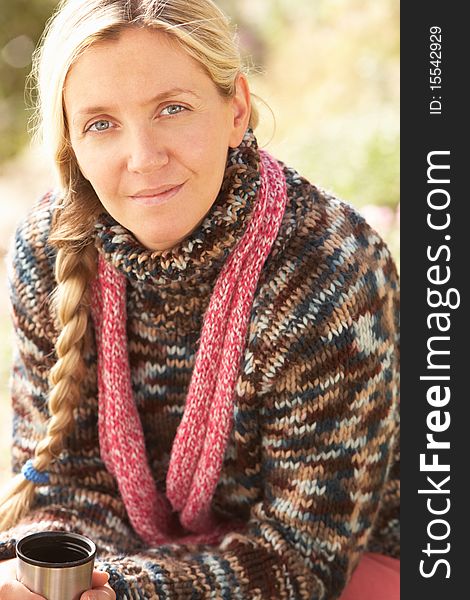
[[126, 128, 169, 174]]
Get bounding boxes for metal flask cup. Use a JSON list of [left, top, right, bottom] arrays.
[[16, 531, 96, 600]]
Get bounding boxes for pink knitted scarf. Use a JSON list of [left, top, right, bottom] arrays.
[[91, 150, 287, 545]]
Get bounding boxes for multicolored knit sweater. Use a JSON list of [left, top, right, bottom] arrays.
[[0, 131, 400, 599]]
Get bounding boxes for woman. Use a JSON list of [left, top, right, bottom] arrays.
[[0, 0, 400, 598]]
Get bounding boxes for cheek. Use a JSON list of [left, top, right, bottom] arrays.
[[181, 109, 232, 164], [71, 144, 95, 183], [73, 145, 117, 191], [182, 128, 229, 181]]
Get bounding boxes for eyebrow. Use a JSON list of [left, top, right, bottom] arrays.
[[71, 87, 201, 124]]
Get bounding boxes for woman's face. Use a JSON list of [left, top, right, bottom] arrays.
[[64, 28, 250, 251]]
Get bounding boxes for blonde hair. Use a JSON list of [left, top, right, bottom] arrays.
[[0, 0, 259, 531]]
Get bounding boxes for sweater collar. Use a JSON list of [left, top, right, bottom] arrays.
[[94, 129, 260, 287]]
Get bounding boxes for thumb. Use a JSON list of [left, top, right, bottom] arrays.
[[91, 570, 110, 587], [81, 586, 115, 600]]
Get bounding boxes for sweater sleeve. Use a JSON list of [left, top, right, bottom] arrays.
[[0, 194, 146, 559], [1, 193, 400, 600]]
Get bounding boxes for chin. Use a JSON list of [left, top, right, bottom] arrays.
[[132, 214, 204, 251]]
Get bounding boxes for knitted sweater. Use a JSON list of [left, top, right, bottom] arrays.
[[0, 132, 400, 599]]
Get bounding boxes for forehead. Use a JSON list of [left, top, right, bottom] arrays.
[[64, 27, 214, 109]]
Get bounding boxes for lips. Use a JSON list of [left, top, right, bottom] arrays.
[[129, 182, 185, 206], [131, 184, 182, 197]]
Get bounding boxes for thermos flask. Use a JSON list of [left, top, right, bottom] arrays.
[[16, 531, 96, 600]]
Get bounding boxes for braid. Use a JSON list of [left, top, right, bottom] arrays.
[[37, 244, 97, 459], [0, 219, 97, 530]]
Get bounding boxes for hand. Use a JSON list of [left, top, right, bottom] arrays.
[[80, 570, 116, 600], [0, 558, 45, 598]]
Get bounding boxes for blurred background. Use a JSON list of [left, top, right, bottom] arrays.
[[0, 0, 399, 486]]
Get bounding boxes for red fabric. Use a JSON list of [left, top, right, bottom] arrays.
[[339, 553, 400, 600]]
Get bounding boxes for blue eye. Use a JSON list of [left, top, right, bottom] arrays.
[[161, 105, 186, 116], [88, 120, 111, 132]]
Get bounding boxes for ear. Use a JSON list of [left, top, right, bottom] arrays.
[[228, 73, 252, 148]]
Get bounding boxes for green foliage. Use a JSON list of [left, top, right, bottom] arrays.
[[240, 0, 400, 209], [0, 0, 56, 163]]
